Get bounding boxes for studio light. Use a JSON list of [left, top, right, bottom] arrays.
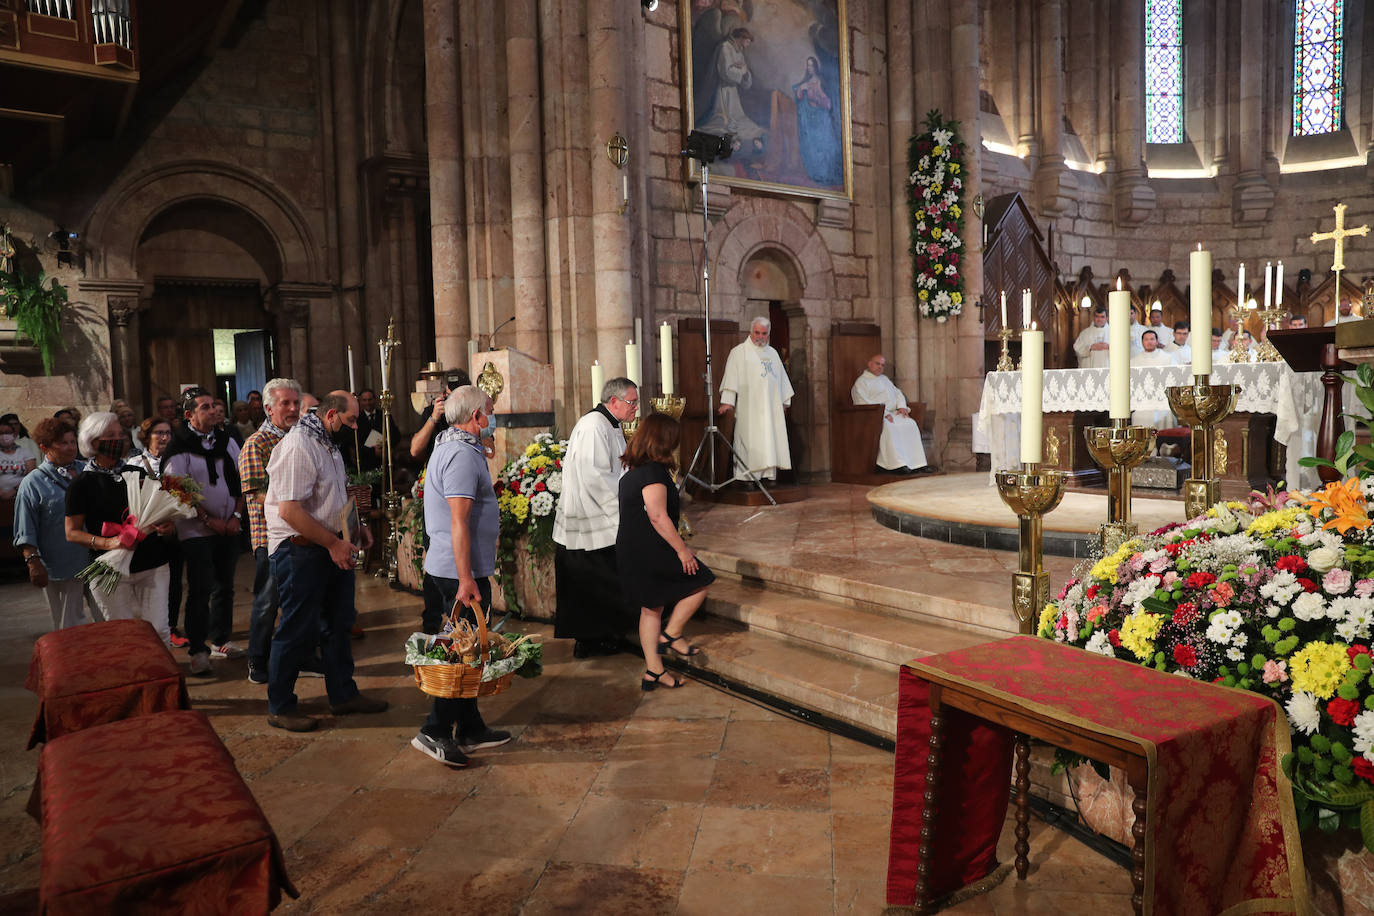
[[681, 130, 733, 164], [641, 0, 658, 11]]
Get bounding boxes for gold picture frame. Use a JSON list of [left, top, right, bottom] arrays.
[[680, 0, 852, 201]]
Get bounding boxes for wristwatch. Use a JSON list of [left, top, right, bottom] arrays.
[[232, 512, 242, 520]]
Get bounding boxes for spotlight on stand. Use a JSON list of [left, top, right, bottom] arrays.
[[681, 130, 733, 164], [641, 0, 658, 10]]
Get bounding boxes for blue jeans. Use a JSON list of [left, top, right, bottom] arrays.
[[248, 546, 278, 665], [421, 573, 489, 740], [180, 534, 238, 655], [268, 541, 359, 715]]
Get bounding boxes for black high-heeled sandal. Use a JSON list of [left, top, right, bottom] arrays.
[[658, 633, 702, 657], [641, 669, 684, 692]]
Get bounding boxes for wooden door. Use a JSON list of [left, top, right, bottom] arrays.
[[141, 283, 268, 413], [676, 316, 739, 488]]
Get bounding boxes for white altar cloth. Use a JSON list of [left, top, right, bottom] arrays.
[[976, 363, 1323, 490]]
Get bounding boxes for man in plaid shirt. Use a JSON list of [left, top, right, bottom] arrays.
[[238, 378, 306, 685]]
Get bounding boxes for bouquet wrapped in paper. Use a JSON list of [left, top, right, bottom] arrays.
[[77, 472, 203, 594]]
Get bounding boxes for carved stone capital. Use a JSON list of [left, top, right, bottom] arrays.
[[1113, 173, 1156, 228], [108, 297, 138, 328], [283, 298, 311, 328], [1231, 172, 1274, 227]]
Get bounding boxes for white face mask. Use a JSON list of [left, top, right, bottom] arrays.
[[0, 434, 13, 448]]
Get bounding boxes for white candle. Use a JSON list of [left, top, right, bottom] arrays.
[[1108, 282, 1132, 419], [1190, 246, 1213, 376], [1237, 262, 1245, 309], [1263, 261, 1273, 309], [1000, 290, 1007, 327], [660, 322, 674, 395], [625, 340, 640, 387], [1081, 296, 1091, 309], [1020, 324, 1044, 464], [1275, 261, 1284, 306], [622, 174, 629, 203], [347, 346, 356, 393], [590, 360, 604, 404], [378, 341, 389, 391], [1022, 289, 1032, 328]]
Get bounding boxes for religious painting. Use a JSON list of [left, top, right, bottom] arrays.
[[680, 0, 853, 201]]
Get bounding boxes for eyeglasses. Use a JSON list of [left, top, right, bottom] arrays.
[[619, 398, 639, 407]]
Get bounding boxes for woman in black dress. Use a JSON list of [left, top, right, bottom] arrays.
[[617, 412, 714, 690]]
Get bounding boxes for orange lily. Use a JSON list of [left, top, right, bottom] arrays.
[[1300, 478, 1372, 534]]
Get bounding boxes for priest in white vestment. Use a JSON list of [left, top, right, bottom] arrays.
[[718, 317, 794, 480], [552, 377, 639, 657], [1072, 307, 1110, 369], [1325, 298, 1360, 326], [1131, 330, 1175, 428], [851, 354, 928, 473]]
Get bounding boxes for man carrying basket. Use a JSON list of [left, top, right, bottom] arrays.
[[411, 385, 513, 768]]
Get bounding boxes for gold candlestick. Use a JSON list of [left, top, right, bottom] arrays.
[[995, 328, 1015, 372], [1252, 308, 1286, 362], [1166, 375, 1240, 520], [377, 317, 402, 584], [995, 464, 1067, 634], [1084, 419, 1156, 553]]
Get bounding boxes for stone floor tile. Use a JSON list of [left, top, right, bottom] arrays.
[[553, 796, 703, 870], [629, 678, 737, 718], [297, 786, 459, 849], [828, 760, 895, 815], [719, 718, 831, 766], [247, 778, 359, 848], [610, 716, 728, 759], [677, 871, 835, 916], [689, 806, 833, 877], [355, 855, 545, 916], [831, 813, 892, 879], [221, 731, 313, 780], [415, 795, 580, 864], [254, 735, 404, 786], [704, 758, 830, 810], [518, 718, 626, 755], [590, 755, 717, 804], [277, 835, 412, 914], [520, 862, 683, 916], [834, 876, 892, 914]]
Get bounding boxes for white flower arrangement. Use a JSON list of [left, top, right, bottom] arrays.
[[907, 110, 966, 323]]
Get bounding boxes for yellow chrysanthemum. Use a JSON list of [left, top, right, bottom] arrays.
[[1119, 613, 1163, 661], [950, 204, 962, 217], [951, 292, 963, 304], [511, 494, 530, 522], [1038, 602, 1059, 637], [915, 209, 925, 220], [1089, 538, 1140, 584], [1301, 478, 1372, 534], [949, 163, 961, 174], [528, 455, 552, 470], [524, 443, 540, 458], [918, 290, 929, 301], [1289, 642, 1351, 699], [932, 146, 944, 157], [1246, 507, 1302, 537], [932, 227, 943, 239]]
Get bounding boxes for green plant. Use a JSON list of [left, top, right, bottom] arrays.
[[1300, 361, 1374, 480], [347, 468, 384, 487], [0, 270, 67, 375], [493, 432, 567, 617]]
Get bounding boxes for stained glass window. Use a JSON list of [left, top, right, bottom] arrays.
[[1144, 0, 1184, 144], [1293, 0, 1345, 136]]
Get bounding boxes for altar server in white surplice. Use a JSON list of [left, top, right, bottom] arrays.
[[1130, 330, 1175, 428], [851, 354, 928, 473], [717, 317, 794, 480], [1325, 298, 1360, 326], [1072, 307, 1111, 369], [1164, 322, 1193, 366]]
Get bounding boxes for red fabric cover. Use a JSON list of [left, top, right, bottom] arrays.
[[25, 618, 190, 748], [38, 709, 297, 914], [886, 636, 1310, 916]]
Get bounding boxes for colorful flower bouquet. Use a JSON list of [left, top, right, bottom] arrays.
[[493, 432, 567, 616], [77, 472, 202, 593], [907, 109, 966, 323]]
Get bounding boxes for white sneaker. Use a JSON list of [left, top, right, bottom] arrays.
[[189, 652, 213, 676], [210, 642, 246, 659]]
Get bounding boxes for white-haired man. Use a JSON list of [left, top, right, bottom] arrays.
[[717, 317, 794, 481], [851, 355, 927, 474]]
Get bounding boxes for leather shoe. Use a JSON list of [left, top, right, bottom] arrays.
[[268, 712, 318, 732], [330, 693, 389, 715]]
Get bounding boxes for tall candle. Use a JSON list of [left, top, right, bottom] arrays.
[[1190, 245, 1213, 376], [1022, 289, 1032, 327], [347, 346, 356, 393], [1263, 261, 1273, 309], [1237, 262, 1245, 308], [1108, 282, 1132, 419], [1000, 290, 1007, 327], [590, 360, 604, 404], [1275, 261, 1284, 306], [659, 322, 674, 395], [1020, 324, 1044, 464], [625, 340, 640, 386]]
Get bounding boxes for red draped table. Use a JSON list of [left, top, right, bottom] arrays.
[[38, 709, 297, 914], [886, 636, 1310, 915], [25, 618, 189, 748]]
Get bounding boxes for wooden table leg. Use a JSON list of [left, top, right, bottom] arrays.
[[914, 688, 944, 912], [1013, 733, 1030, 880], [1128, 770, 1147, 916]]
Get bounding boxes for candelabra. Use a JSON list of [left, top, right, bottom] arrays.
[[995, 464, 1067, 634], [1252, 307, 1287, 362], [1166, 375, 1241, 520], [1084, 420, 1156, 553], [995, 328, 1015, 372], [376, 317, 402, 584]]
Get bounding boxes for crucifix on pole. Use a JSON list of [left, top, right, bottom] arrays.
[[1310, 202, 1370, 297]]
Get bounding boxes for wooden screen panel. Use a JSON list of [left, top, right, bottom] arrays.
[[676, 317, 739, 487], [141, 284, 267, 414], [829, 323, 884, 483]]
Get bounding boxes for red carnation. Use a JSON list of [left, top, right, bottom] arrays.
[[535, 482, 547, 492], [1186, 571, 1217, 590], [1085, 585, 1100, 600], [1276, 555, 1307, 575], [555, 460, 562, 469], [1329, 698, 1361, 727], [508, 481, 521, 494], [1355, 757, 1374, 786], [1297, 578, 1318, 594], [1172, 602, 1199, 627], [1349, 645, 1373, 662], [1172, 644, 1198, 667], [1108, 629, 1121, 647]]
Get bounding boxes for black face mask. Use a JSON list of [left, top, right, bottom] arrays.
[[332, 426, 354, 448], [95, 439, 128, 461]]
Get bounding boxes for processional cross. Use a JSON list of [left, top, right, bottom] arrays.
[[1310, 203, 1370, 293]]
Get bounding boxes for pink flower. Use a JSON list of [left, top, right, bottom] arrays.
[[1209, 581, 1235, 607], [1356, 579, 1374, 598], [1149, 555, 1171, 574], [1324, 568, 1354, 596], [1128, 553, 1147, 573], [1262, 660, 1288, 684], [1086, 605, 1108, 623], [1162, 571, 1179, 588]]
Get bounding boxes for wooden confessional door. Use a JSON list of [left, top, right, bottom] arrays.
[[141, 283, 270, 411]]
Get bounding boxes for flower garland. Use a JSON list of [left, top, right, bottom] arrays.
[[493, 432, 567, 616], [907, 110, 966, 322]]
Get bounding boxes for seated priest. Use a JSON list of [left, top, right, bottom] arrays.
[[1130, 331, 1175, 428], [1325, 297, 1360, 325], [851, 354, 927, 474], [1072, 306, 1110, 369]]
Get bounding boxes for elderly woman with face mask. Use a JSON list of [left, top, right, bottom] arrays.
[[14, 418, 92, 629], [64, 412, 178, 643], [0, 418, 36, 498]]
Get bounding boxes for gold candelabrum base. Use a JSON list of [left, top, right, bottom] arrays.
[[994, 464, 1067, 634], [995, 328, 1015, 372], [1165, 375, 1241, 520], [1252, 308, 1287, 362], [1083, 420, 1156, 553], [375, 388, 400, 583], [648, 395, 693, 538]]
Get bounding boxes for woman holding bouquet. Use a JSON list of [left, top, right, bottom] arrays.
[[64, 413, 177, 643], [125, 417, 186, 646]]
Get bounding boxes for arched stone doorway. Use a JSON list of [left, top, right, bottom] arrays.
[[741, 248, 812, 480]]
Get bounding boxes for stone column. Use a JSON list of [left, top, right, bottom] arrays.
[[947, 0, 983, 470], [330, 1, 366, 376], [507, 0, 549, 362], [283, 299, 312, 390], [1033, 0, 1076, 214], [1113, 0, 1155, 226], [887, 0, 919, 398], [78, 277, 145, 409], [424, 0, 470, 371], [1231, 0, 1273, 224]]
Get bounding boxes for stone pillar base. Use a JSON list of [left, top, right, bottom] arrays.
[[1113, 173, 1156, 227], [1231, 172, 1275, 226], [1033, 157, 1077, 217]]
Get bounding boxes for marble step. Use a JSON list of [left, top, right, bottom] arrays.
[[702, 577, 991, 667], [696, 547, 1021, 640]]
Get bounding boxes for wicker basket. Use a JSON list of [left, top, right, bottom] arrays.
[[412, 598, 515, 699]]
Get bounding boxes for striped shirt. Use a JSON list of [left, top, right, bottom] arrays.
[[264, 427, 349, 555], [237, 423, 286, 551]]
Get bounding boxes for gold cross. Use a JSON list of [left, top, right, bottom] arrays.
[[1310, 203, 1369, 277]]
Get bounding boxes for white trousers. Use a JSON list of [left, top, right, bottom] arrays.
[[90, 565, 171, 645], [43, 579, 90, 630], [877, 414, 929, 471]]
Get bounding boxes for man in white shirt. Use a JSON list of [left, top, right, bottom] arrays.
[[851, 354, 927, 473], [1211, 327, 1232, 365], [1164, 322, 1192, 366], [1325, 298, 1360, 326], [1073, 307, 1110, 369], [1131, 331, 1175, 427], [263, 390, 384, 732], [553, 377, 640, 658], [717, 317, 794, 481]]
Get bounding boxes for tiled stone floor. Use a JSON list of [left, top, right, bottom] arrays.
[[0, 485, 1136, 913]]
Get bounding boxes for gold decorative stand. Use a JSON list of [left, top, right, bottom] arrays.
[[995, 328, 1015, 372], [650, 395, 692, 537], [995, 464, 1066, 634], [1165, 376, 1241, 520], [376, 318, 402, 583], [1252, 307, 1286, 362], [1083, 420, 1156, 553]]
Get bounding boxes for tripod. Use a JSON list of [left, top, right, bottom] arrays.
[[680, 162, 776, 506]]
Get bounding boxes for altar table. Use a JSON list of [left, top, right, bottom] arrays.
[[976, 362, 1322, 491], [25, 618, 189, 748], [38, 709, 297, 914], [886, 637, 1309, 915]]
